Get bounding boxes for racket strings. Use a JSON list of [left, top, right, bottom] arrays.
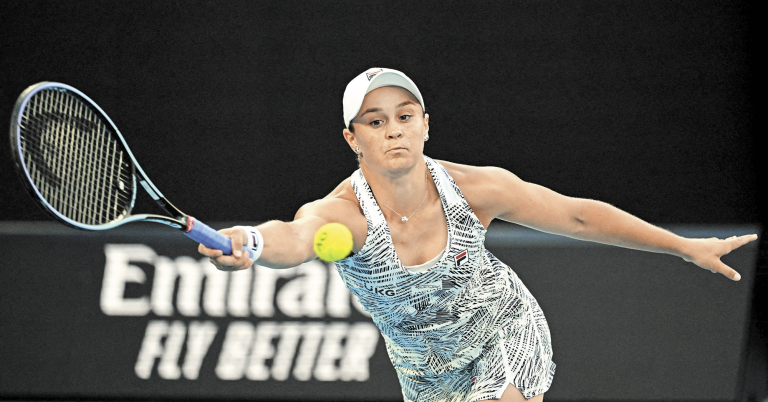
[[33, 90, 133, 223], [22, 94, 123, 223], [18, 88, 134, 226], [26, 111, 131, 223], [24, 144, 132, 220]]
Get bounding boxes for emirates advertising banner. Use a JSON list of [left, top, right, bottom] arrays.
[[0, 222, 759, 401], [1, 223, 400, 400]]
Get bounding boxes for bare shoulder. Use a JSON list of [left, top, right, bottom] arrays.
[[436, 160, 504, 180], [435, 160, 524, 226], [296, 178, 360, 219], [294, 177, 368, 250], [436, 160, 518, 192]]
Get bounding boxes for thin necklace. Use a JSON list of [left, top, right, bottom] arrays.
[[374, 169, 429, 223]]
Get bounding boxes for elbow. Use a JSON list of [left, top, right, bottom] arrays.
[[260, 262, 303, 270], [572, 216, 587, 235], [569, 198, 597, 237], [569, 216, 588, 237], [258, 255, 309, 270]]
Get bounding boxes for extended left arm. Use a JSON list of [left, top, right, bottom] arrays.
[[558, 198, 755, 281], [483, 167, 757, 281]]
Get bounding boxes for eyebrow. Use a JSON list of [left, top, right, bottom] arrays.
[[359, 100, 418, 117]]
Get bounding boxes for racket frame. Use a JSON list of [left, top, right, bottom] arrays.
[[10, 82, 186, 231], [10, 82, 254, 259]]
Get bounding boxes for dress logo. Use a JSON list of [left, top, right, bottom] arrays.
[[455, 250, 468, 267]]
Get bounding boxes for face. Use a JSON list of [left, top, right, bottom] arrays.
[[343, 86, 429, 173]]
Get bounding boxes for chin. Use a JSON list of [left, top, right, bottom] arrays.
[[386, 152, 421, 168]]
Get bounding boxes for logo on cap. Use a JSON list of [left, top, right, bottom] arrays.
[[366, 69, 383, 81]]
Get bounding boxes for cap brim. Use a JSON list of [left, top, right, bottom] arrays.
[[343, 69, 425, 128]]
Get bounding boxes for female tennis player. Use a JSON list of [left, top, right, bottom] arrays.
[[198, 68, 756, 402]]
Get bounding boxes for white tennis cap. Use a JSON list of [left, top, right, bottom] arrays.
[[343, 67, 425, 128]]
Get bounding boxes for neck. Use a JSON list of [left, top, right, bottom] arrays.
[[360, 159, 429, 213]]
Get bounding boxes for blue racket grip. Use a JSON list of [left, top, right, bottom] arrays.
[[184, 216, 255, 259]]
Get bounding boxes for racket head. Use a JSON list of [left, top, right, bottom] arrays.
[[10, 82, 138, 230]]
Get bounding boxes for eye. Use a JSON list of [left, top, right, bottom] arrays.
[[399, 114, 411, 121], [370, 119, 383, 127]]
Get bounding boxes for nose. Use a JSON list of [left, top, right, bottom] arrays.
[[388, 125, 403, 139]]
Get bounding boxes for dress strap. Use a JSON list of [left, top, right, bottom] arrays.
[[350, 169, 386, 227], [424, 155, 464, 206]]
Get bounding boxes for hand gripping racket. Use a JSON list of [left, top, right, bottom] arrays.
[[9, 82, 254, 259]]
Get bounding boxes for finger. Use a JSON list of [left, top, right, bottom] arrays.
[[209, 258, 241, 272], [725, 234, 759, 253], [736, 234, 758, 246], [214, 255, 241, 267], [713, 259, 741, 281], [230, 231, 244, 258], [235, 249, 254, 270], [198, 243, 223, 257], [210, 259, 238, 272]]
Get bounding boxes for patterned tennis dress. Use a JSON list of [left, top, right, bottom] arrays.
[[334, 156, 556, 401]]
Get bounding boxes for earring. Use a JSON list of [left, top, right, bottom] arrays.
[[424, 133, 429, 142], [354, 147, 359, 153]]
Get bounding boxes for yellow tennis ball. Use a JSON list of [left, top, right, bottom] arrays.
[[314, 223, 353, 262]]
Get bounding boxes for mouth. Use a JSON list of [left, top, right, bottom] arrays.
[[388, 147, 407, 152]]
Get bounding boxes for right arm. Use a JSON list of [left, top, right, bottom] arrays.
[[198, 197, 365, 270]]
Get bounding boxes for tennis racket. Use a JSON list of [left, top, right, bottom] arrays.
[[9, 82, 254, 258]]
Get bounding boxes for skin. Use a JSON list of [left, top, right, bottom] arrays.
[[200, 85, 757, 401]]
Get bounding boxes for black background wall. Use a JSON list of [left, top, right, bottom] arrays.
[[0, 1, 764, 401], [0, 0, 760, 225]]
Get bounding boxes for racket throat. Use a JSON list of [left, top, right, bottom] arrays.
[[139, 180, 161, 200], [149, 195, 187, 224]]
